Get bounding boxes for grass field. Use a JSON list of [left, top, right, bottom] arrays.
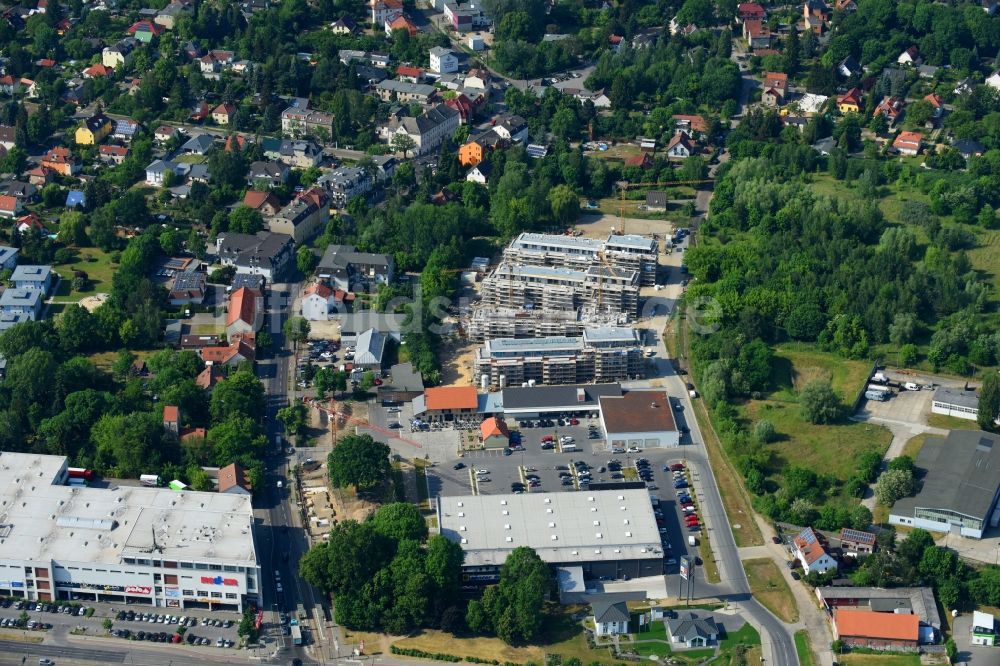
[[901, 433, 931, 460], [743, 345, 892, 500], [52, 246, 118, 302], [927, 413, 975, 430], [393, 630, 544, 663], [742, 558, 799, 623], [794, 629, 815, 666], [837, 654, 921, 666]]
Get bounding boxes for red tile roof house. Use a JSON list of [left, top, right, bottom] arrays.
[[893, 131, 922, 156], [737, 2, 766, 21], [83, 63, 113, 78], [385, 14, 418, 37], [873, 96, 905, 125], [624, 153, 655, 169], [195, 365, 225, 390], [243, 190, 281, 217], [833, 608, 920, 651], [480, 417, 510, 448], [396, 65, 423, 83], [792, 527, 838, 574], [154, 125, 181, 144], [212, 103, 236, 125], [218, 462, 252, 495], [98, 144, 129, 164], [200, 334, 256, 367], [0, 194, 23, 219], [225, 287, 264, 336]]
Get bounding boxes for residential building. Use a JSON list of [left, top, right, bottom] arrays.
[[897, 46, 920, 66], [127, 19, 165, 43], [625, 152, 654, 170], [382, 104, 460, 155], [839, 528, 876, 557], [475, 328, 644, 388], [987, 70, 1000, 90], [0, 246, 17, 271], [0, 195, 22, 219], [371, 0, 404, 25], [972, 611, 996, 647], [260, 138, 322, 168], [12, 265, 52, 293], [479, 417, 509, 449], [199, 50, 235, 75], [243, 190, 281, 217], [666, 131, 695, 157], [317, 245, 394, 292], [954, 139, 986, 160], [217, 463, 252, 495], [41, 147, 78, 176], [762, 71, 788, 106], [429, 47, 459, 74], [225, 287, 263, 337], [502, 231, 658, 286], [737, 2, 766, 20], [337, 311, 408, 345], [385, 14, 418, 37], [168, 271, 207, 306], [247, 161, 290, 188], [924, 92, 945, 119], [154, 125, 181, 144], [98, 145, 129, 164], [838, 55, 862, 78], [200, 336, 256, 367], [930, 386, 979, 421], [0, 453, 259, 610], [459, 131, 505, 166], [646, 191, 668, 212], [215, 232, 294, 282], [833, 609, 919, 651], [330, 16, 358, 34], [792, 527, 837, 574], [466, 161, 491, 185], [269, 188, 330, 243], [599, 390, 679, 449], [76, 111, 115, 146], [281, 101, 335, 139], [443, 1, 492, 32], [195, 365, 226, 390], [837, 88, 862, 113], [211, 103, 236, 125], [0, 288, 43, 319], [592, 600, 630, 636], [300, 282, 349, 321], [436, 489, 664, 587], [672, 114, 708, 136], [873, 96, 905, 125], [316, 167, 373, 208], [375, 79, 437, 104], [893, 131, 922, 155], [145, 159, 189, 187], [412, 386, 478, 423], [155, 1, 192, 29], [4, 181, 35, 204], [181, 133, 215, 155], [666, 612, 720, 647], [889, 429, 1000, 539], [481, 263, 640, 318], [396, 65, 424, 83], [102, 38, 136, 69], [82, 63, 113, 78], [743, 19, 771, 48], [493, 114, 529, 144]]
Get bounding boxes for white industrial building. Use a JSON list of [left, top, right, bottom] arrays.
[[0, 453, 260, 610], [930, 386, 979, 421], [437, 489, 664, 586], [598, 390, 680, 448]]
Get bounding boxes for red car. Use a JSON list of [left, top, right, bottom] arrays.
[[684, 514, 699, 523], [686, 519, 700, 527], [670, 463, 685, 471], [569, 418, 579, 425], [541, 435, 554, 442]]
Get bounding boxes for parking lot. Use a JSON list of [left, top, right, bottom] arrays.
[[856, 385, 934, 424]]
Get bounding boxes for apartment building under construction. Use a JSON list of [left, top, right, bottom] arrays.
[[504, 232, 659, 287], [474, 327, 645, 387], [466, 307, 629, 341], [480, 263, 640, 318]]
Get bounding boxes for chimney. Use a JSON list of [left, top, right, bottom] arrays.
[[577, 388, 585, 403]]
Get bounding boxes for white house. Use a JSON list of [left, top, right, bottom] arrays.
[[897, 46, 920, 66], [493, 114, 529, 144], [666, 612, 720, 647], [666, 131, 695, 158], [987, 70, 1000, 90], [429, 47, 459, 74], [466, 161, 491, 186], [793, 527, 838, 574], [592, 600, 629, 636], [300, 282, 347, 321]]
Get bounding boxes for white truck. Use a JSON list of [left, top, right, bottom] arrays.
[[139, 474, 161, 487], [688, 535, 697, 547]]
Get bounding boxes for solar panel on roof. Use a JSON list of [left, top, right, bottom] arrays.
[[841, 528, 873, 542], [799, 528, 817, 544]]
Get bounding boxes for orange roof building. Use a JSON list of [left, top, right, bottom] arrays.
[[225, 287, 262, 335], [833, 609, 919, 650], [196, 365, 226, 390], [893, 131, 923, 155], [837, 87, 862, 113], [386, 14, 418, 36], [218, 462, 252, 495], [792, 527, 838, 573], [480, 417, 509, 447], [416, 385, 479, 421]]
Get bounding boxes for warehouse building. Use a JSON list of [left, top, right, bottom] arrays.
[[598, 390, 679, 448], [889, 430, 1000, 539], [437, 489, 664, 586], [930, 386, 980, 421], [474, 327, 644, 388], [0, 453, 259, 610]]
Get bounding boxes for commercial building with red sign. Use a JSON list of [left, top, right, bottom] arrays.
[[0, 453, 260, 611]]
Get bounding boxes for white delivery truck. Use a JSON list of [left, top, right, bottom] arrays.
[[139, 474, 161, 487]]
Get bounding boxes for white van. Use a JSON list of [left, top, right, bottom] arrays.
[[562, 442, 578, 452]]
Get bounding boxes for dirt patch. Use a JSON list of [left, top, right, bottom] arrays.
[[437, 338, 478, 386], [77, 292, 109, 312], [574, 213, 674, 239], [307, 319, 342, 341]]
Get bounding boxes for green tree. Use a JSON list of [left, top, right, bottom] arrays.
[[297, 245, 318, 275], [59, 210, 88, 246], [753, 419, 776, 443], [426, 535, 465, 602], [229, 206, 265, 234], [874, 468, 914, 505], [371, 502, 427, 543], [390, 133, 416, 158], [327, 434, 390, 489], [283, 316, 310, 348], [799, 379, 842, 424], [57, 304, 96, 354], [481, 547, 550, 644], [209, 370, 265, 423], [299, 520, 393, 595], [547, 184, 579, 227], [277, 402, 309, 439], [978, 372, 1000, 431]]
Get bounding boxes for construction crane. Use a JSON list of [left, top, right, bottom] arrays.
[[614, 179, 716, 235]]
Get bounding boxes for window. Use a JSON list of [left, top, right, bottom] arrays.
[[197, 590, 208, 597], [182, 590, 194, 596], [211, 592, 222, 599], [195, 563, 208, 570], [179, 562, 193, 569], [225, 593, 237, 600], [208, 564, 222, 571], [123, 558, 135, 565], [223, 565, 237, 572]]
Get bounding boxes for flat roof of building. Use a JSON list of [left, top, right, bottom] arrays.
[[484, 336, 584, 355], [932, 386, 979, 410], [511, 233, 603, 253], [891, 429, 1000, 521], [437, 489, 662, 567], [606, 234, 657, 251], [600, 390, 676, 434], [0, 453, 256, 566], [501, 383, 623, 412], [11, 265, 51, 282], [582, 327, 641, 345]]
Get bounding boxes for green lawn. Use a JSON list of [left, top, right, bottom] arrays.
[[838, 654, 921, 666], [794, 629, 815, 666], [52, 246, 118, 302], [174, 153, 207, 164], [926, 413, 975, 430], [742, 558, 799, 624], [720, 623, 761, 651], [742, 344, 893, 498]]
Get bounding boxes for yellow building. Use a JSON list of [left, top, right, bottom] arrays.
[[75, 112, 113, 145], [837, 88, 862, 114]]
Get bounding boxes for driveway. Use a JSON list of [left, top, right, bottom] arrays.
[[953, 613, 1000, 666]]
